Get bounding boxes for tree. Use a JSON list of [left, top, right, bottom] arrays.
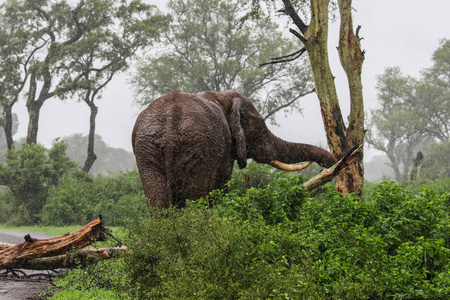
[[0, 107, 19, 161], [247, 0, 365, 195], [419, 39, 450, 141], [367, 40, 450, 182], [421, 140, 450, 180], [366, 67, 426, 182], [0, 141, 81, 224], [0, 0, 168, 149], [62, 133, 136, 175], [0, 2, 31, 150], [60, 0, 169, 173], [130, 0, 315, 123]]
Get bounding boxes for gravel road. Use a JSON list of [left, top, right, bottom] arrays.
[[0, 230, 57, 300]]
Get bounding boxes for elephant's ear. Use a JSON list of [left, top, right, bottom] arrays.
[[230, 97, 247, 169]]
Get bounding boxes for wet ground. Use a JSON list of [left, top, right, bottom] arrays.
[[0, 230, 58, 299]]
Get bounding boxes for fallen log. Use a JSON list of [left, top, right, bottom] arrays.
[[0, 243, 14, 251], [0, 215, 108, 270], [8, 246, 130, 270], [303, 145, 362, 191]]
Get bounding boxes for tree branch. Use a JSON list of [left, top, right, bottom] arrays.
[[281, 0, 308, 35], [63, 0, 85, 46], [303, 145, 362, 191], [259, 47, 307, 67]]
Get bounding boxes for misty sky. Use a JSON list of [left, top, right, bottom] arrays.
[[10, 0, 450, 161]]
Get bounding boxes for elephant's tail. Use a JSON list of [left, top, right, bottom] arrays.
[[163, 148, 187, 208]]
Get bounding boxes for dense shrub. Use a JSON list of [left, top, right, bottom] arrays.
[[119, 181, 449, 299], [202, 176, 310, 224], [41, 171, 147, 226], [124, 206, 308, 299], [406, 176, 450, 195], [0, 187, 20, 225], [0, 142, 81, 224]]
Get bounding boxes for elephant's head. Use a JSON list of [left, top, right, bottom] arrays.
[[199, 90, 337, 170]]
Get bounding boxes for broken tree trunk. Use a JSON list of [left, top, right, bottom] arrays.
[[1, 246, 130, 270], [0, 215, 110, 270], [410, 151, 424, 181], [303, 145, 362, 191]]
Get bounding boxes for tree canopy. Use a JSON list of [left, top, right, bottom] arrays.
[[130, 0, 314, 123], [367, 39, 450, 182], [62, 133, 136, 176], [0, 0, 169, 149]]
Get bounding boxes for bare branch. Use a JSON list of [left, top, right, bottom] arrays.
[[259, 47, 306, 67], [303, 145, 362, 191], [63, 0, 85, 46], [281, 0, 308, 35]]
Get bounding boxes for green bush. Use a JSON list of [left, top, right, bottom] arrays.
[[407, 176, 450, 195], [0, 141, 81, 224], [119, 181, 449, 299], [0, 187, 30, 226], [41, 171, 147, 226], [202, 175, 309, 225], [124, 206, 311, 299], [48, 179, 449, 299]]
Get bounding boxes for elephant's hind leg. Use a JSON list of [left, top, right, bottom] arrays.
[[138, 166, 172, 209]]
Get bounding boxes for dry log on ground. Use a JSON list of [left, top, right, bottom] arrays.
[[0, 215, 109, 270], [0, 243, 14, 251], [303, 145, 362, 191], [7, 246, 130, 270]]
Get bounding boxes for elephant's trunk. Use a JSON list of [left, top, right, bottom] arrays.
[[250, 130, 337, 168]]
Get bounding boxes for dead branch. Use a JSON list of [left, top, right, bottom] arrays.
[[303, 145, 362, 191], [259, 47, 307, 67], [10, 246, 130, 270]]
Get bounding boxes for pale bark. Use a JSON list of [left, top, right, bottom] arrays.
[[281, 0, 365, 195], [334, 0, 365, 195]]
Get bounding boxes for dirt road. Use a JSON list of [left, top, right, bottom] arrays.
[[0, 230, 57, 300]]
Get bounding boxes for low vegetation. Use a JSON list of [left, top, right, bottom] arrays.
[[0, 145, 448, 299], [43, 175, 450, 299]]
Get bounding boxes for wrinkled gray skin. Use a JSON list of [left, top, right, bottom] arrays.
[[132, 90, 337, 208]]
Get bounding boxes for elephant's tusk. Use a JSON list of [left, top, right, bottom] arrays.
[[269, 160, 313, 171]]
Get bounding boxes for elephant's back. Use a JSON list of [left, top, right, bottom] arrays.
[[132, 90, 231, 162]]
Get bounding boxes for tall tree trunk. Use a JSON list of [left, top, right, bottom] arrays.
[[410, 151, 423, 181], [284, 0, 365, 195], [4, 104, 15, 150], [387, 152, 402, 182], [26, 72, 41, 145], [83, 101, 98, 173], [335, 0, 365, 195]]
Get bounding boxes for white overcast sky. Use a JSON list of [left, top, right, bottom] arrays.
[[11, 0, 450, 161]]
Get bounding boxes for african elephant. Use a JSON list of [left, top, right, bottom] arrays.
[[132, 90, 337, 209]]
